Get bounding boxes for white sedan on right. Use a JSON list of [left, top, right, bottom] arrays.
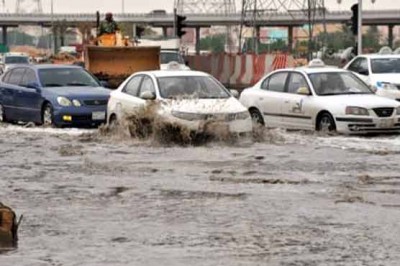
[[240, 64, 400, 134], [344, 54, 400, 100]]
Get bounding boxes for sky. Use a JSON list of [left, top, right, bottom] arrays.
[[3, 0, 398, 14]]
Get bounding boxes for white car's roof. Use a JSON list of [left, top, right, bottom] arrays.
[[136, 70, 209, 78], [356, 54, 400, 59], [278, 66, 349, 75]]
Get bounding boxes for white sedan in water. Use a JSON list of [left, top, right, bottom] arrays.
[[239, 64, 400, 134], [344, 54, 400, 100], [107, 70, 252, 135]]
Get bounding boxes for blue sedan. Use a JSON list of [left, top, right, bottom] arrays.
[[0, 64, 110, 127]]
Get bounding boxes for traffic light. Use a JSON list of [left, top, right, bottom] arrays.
[[175, 14, 187, 38], [136, 25, 145, 38], [350, 4, 358, 35]]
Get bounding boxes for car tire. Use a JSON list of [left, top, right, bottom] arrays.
[[317, 113, 336, 132], [249, 108, 265, 126], [109, 114, 118, 128], [0, 103, 6, 123], [42, 103, 54, 127]]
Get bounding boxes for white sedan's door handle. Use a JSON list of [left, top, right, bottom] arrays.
[[284, 100, 290, 103]]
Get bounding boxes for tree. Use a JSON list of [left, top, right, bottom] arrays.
[[363, 25, 380, 51], [199, 34, 225, 53], [3, 30, 35, 46]]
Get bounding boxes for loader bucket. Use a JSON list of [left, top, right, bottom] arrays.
[[84, 46, 160, 88]]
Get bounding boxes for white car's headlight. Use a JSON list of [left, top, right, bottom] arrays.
[[396, 106, 400, 115], [235, 111, 250, 120], [345, 106, 369, 116], [57, 96, 72, 106], [171, 111, 204, 121], [376, 81, 398, 91]]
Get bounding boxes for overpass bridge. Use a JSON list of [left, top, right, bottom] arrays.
[[0, 10, 399, 27], [1, 9, 399, 52]]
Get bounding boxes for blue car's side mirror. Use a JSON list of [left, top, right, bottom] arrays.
[[99, 80, 109, 88], [26, 82, 41, 92]]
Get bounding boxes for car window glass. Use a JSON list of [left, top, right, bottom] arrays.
[[122, 75, 142, 97], [309, 72, 372, 96], [2, 71, 11, 83], [8, 68, 25, 85], [260, 77, 270, 90], [287, 73, 309, 94], [359, 58, 368, 74], [139, 76, 156, 96], [347, 58, 361, 72], [267, 72, 288, 92], [157, 76, 230, 99], [21, 69, 37, 87], [39, 68, 99, 87]]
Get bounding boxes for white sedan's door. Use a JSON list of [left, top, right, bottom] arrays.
[[115, 75, 146, 119], [257, 72, 289, 127], [281, 72, 314, 130]]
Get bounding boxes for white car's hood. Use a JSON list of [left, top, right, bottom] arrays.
[[317, 94, 400, 110], [161, 97, 247, 114], [370, 74, 400, 85]]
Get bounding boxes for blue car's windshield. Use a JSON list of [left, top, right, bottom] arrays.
[[39, 68, 100, 87]]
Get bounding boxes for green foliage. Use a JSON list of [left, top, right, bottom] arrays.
[[362, 25, 380, 50], [2, 30, 35, 46], [199, 34, 225, 53], [244, 38, 288, 53]]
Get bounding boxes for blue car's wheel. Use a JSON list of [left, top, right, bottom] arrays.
[[0, 103, 5, 123], [42, 103, 54, 126]]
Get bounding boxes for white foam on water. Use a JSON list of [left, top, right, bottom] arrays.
[[0, 123, 95, 136]]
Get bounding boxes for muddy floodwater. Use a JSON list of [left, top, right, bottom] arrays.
[[1, 123, 400, 265]]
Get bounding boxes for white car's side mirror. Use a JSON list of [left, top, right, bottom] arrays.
[[230, 89, 239, 98], [370, 85, 377, 93], [140, 91, 156, 100], [297, 87, 311, 95]]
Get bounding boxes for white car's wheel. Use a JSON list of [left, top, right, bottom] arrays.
[[317, 113, 336, 132], [249, 108, 264, 126]]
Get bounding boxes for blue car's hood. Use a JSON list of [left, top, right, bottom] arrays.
[[43, 86, 110, 99]]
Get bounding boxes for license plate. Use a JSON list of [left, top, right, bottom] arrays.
[[378, 118, 394, 128], [92, 111, 106, 121]]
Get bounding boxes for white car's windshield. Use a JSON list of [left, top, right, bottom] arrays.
[[39, 68, 100, 87], [160, 52, 185, 64], [157, 76, 231, 99], [371, 58, 400, 74], [308, 72, 373, 96]]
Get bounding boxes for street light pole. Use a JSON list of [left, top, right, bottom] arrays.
[[122, 0, 125, 13], [51, 0, 55, 54], [357, 0, 362, 55]]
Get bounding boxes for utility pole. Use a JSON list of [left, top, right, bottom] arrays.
[[51, 0, 55, 54], [121, 0, 125, 14], [357, 0, 362, 55]]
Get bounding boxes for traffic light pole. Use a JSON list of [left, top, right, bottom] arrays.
[[173, 8, 177, 38], [357, 0, 362, 55]]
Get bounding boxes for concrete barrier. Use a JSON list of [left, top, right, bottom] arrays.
[[187, 53, 293, 89]]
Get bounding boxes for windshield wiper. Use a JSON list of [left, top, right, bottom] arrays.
[[44, 83, 63, 87], [67, 83, 90, 86]]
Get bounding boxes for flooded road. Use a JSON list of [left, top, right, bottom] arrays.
[[1, 124, 400, 265]]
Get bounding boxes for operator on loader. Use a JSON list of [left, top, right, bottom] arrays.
[[99, 12, 119, 36]]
